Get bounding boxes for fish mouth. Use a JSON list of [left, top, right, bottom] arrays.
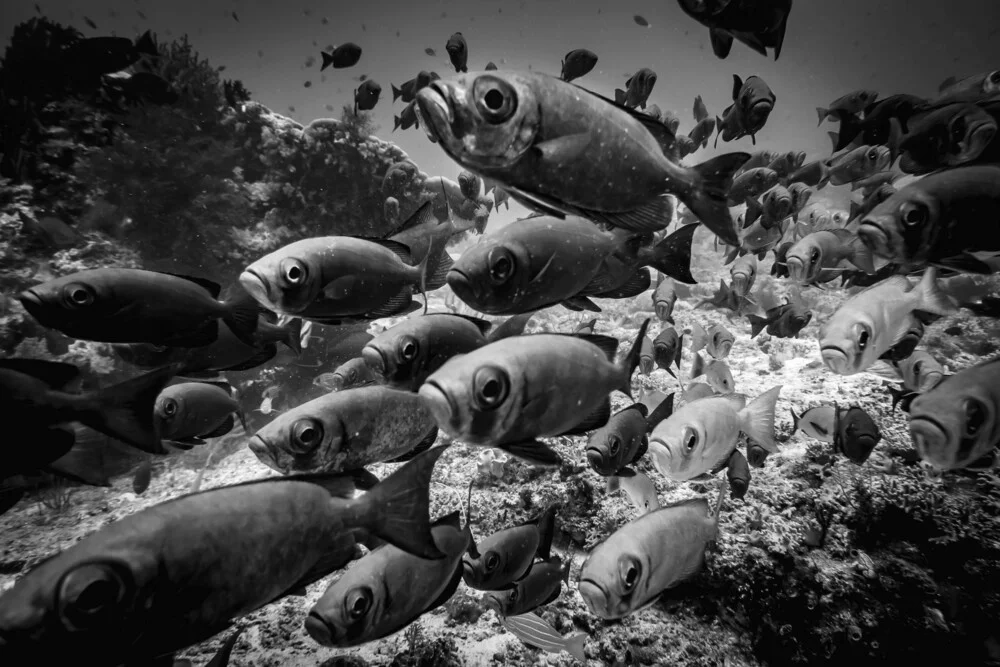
[[304, 611, 337, 646], [856, 218, 891, 257], [639, 358, 654, 375], [654, 303, 673, 322], [820, 345, 854, 375], [360, 345, 386, 378], [418, 380, 457, 427], [578, 578, 612, 618], [716, 341, 733, 358], [238, 269, 273, 309], [785, 256, 807, 283], [415, 83, 455, 145], [483, 593, 503, 615], [16, 289, 45, 319], [585, 447, 608, 473], [730, 275, 748, 297], [445, 269, 484, 308], [461, 560, 476, 584], [328, 375, 346, 391], [247, 435, 284, 473], [959, 118, 997, 159], [909, 415, 952, 468]]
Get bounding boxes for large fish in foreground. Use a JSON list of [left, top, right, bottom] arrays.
[[908, 357, 1000, 471], [818, 268, 955, 376], [305, 511, 468, 647], [249, 385, 438, 474], [0, 446, 447, 665], [419, 321, 650, 466], [579, 478, 726, 620], [415, 70, 750, 247], [18, 269, 259, 348]]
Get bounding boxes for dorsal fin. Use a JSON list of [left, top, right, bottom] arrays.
[[731, 74, 743, 101], [430, 312, 492, 336], [388, 201, 435, 237], [433, 510, 463, 530], [569, 333, 620, 362], [366, 238, 414, 264]]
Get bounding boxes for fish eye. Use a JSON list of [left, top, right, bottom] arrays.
[[473, 366, 510, 411], [473, 75, 517, 124], [855, 324, 871, 352], [867, 148, 878, 161], [912, 361, 924, 377], [487, 248, 515, 284], [346, 588, 372, 620], [484, 551, 500, 572], [964, 398, 987, 437], [900, 201, 928, 228], [683, 427, 698, 452], [63, 282, 95, 308], [508, 588, 519, 602], [57, 562, 132, 631], [618, 555, 641, 593], [810, 248, 821, 265], [833, 212, 846, 224], [291, 418, 323, 454], [609, 436, 621, 456], [398, 336, 419, 362], [280, 258, 308, 286], [161, 398, 178, 418], [348, 369, 357, 381], [951, 116, 967, 142], [989, 71, 1000, 85]]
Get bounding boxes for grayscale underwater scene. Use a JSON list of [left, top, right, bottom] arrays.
[[3, 0, 1000, 665]]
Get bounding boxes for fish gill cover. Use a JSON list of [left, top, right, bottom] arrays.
[[0, 6, 1000, 667]]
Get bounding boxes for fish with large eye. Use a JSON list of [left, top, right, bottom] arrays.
[[907, 356, 1000, 471], [154, 381, 248, 447], [305, 510, 469, 648], [484, 556, 569, 617], [462, 506, 557, 590], [579, 479, 726, 619], [818, 267, 955, 376]]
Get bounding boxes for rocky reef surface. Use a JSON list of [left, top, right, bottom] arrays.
[[1, 17, 1000, 667]]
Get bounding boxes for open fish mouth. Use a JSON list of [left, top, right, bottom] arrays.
[[730, 275, 748, 296], [957, 118, 997, 160], [415, 83, 454, 144], [16, 289, 45, 318], [909, 415, 952, 467], [785, 257, 807, 283], [360, 345, 386, 377], [856, 219, 891, 257], [586, 447, 609, 472]]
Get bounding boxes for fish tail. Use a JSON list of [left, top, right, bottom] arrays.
[[830, 110, 862, 152], [712, 474, 728, 537], [392, 83, 402, 102], [565, 632, 588, 662], [320, 51, 333, 71], [422, 235, 454, 294], [353, 444, 448, 559], [614, 89, 626, 105], [534, 505, 557, 561], [740, 386, 782, 453], [648, 223, 696, 284], [816, 107, 829, 126], [619, 318, 651, 398], [393, 115, 401, 131], [681, 153, 750, 247], [221, 288, 261, 347], [847, 235, 876, 274], [747, 313, 769, 339], [916, 267, 958, 316], [80, 364, 178, 452]]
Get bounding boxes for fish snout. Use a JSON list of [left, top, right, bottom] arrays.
[[716, 341, 733, 359], [639, 357, 654, 375], [909, 418, 953, 469], [586, 447, 608, 473], [578, 579, 612, 619], [327, 374, 345, 391], [304, 611, 337, 646], [730, 274, 748, 297], [820, 347, 851, 375], [483, 593, 503, 615], [238, 269, 273, 309], [16, 289, 44, 318], [654, 302, 672, 322], [445, 269, 481, 307], [247, 435, 283, 473], [418, 381, 456, 429], [361, 345, 386, 377], [785, 256, 807, 284], [856, 220, 890, 258]]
